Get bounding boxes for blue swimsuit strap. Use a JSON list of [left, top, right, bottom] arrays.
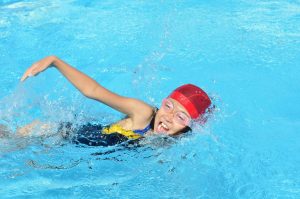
[[133, 107, 157, 135], [133, 123, 152, 135]]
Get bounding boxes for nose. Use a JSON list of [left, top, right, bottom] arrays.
[[165, 112, 174, 124]]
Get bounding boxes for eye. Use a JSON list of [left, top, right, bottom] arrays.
[[165, 102, 172, 109], [163, 100, 173, 110], [176, 113, 187, 121], [175, 112, 190, 125]]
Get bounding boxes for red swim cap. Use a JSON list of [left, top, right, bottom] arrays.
[[169, 84, 211, 119]]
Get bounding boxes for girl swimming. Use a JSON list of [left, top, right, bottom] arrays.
[[20, 56, 212, 146]]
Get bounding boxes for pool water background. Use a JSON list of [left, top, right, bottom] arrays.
[[0, 0, 300, 198]]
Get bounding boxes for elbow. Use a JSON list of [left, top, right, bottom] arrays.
[[82, 89, 94, 99], [50, 55, 60, 65], [82, 85, 97, 99]]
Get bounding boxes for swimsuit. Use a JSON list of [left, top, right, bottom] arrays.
[[102, 123, 151, 139], [68, 122, 152, 147], [63, 108, 157, 147]]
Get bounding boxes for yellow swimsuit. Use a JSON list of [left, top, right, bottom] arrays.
[[71, 109, 156, 146], [102, 124, 142, 139]]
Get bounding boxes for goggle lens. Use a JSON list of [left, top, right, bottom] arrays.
[[161, 99, 191, 126]]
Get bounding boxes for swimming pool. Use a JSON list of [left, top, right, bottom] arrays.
[[1, 0, 300, 198]]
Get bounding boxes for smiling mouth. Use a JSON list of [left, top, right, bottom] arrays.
[[157, 122, 169, 133]]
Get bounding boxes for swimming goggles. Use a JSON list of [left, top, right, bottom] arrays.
[[161, 98, 191, 126]]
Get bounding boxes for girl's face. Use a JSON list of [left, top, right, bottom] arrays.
[[154, 98, 192, 135]]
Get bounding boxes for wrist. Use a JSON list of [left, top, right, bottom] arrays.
[[49, 55, 59, 65]]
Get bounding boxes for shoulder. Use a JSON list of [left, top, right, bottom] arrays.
[[125, 98, 154, 117], [130, 101, 156, 128]]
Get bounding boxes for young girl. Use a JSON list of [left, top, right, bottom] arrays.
[[20, 56, 212, 146]]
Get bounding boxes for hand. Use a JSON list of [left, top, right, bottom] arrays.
[[16, 120, 53, 137], [20, 56, 57, 82]]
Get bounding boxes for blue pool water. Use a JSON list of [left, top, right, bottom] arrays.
[[1, 0, 300, 198]]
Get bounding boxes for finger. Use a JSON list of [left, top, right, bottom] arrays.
[[20, 63, 38, 82], [20, 69, 33, 82], [31, 67, 42, 76], [20, 72, 29, 82], [20, 69, 30, 82], [32, 71, 39, 76]]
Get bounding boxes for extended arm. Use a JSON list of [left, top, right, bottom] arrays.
[[21, 56, 153, 119]]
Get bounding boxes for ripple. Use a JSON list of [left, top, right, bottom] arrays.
[[235, 183, 267, 198]]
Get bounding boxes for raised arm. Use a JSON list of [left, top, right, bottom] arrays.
[[21, 56, 153, 119]]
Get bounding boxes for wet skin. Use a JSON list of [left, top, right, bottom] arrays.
[[153, 98, 191, 135]]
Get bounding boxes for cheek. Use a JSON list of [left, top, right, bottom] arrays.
[[156, 108, 166, 116], [153, 111, 163, 128], [168, 124, 186, 135], [154, 109, 165, 122], [154, 110, 162, 121]]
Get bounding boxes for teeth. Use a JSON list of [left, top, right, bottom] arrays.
[[162, 122, 168, 129], [156, 122, 169, 133]]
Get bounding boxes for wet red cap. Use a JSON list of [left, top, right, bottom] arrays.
[[169, 84, 211, 119]]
